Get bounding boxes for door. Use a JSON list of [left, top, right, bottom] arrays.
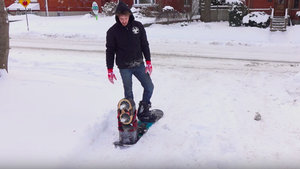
[[274, 0, 286, 16]]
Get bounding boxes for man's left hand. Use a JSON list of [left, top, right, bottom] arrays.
[[145, 61, 152, 76]]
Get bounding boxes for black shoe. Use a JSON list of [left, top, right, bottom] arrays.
[[137, 101, 156, 123]]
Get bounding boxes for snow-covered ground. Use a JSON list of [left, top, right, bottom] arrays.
[[1, 14, 300, 169]]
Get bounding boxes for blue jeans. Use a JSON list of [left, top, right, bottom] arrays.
[[119, 64, 154, 104]]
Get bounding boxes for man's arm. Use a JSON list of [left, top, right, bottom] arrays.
[[106, 29, 116, 69], [139, 24, 151, 61]]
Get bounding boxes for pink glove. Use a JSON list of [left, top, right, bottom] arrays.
[[145, 61, 152, 75], [108, 69, 117, 84]]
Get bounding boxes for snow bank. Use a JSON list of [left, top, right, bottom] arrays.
[[0, 69, 7, 79]]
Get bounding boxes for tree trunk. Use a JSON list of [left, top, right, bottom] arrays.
[[201, 0, 211, 22], [0, 0, 9, 72]]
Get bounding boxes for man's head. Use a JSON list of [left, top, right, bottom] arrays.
[[117, 12, 130, 27], [115, 1, 133, 27]]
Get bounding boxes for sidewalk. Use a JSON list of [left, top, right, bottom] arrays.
[[10, 36, 300, 63]]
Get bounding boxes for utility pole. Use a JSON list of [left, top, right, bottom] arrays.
[[45, 0, 49, 16], [0, 0, 9, 72]]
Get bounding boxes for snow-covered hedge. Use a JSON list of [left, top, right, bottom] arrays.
[[228, 4, 248, 26], [243, 12, 270, 28]]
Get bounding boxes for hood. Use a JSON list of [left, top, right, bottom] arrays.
[[115, 1, 134, 25]]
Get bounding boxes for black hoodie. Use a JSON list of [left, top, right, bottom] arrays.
[[106, 1, 151, 69]]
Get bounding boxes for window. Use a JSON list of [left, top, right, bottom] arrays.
[[268, 0, 272, 2], [184, 0, 190, 7], [184, 0, 189, 5], [134, 0, 155, 5], [294, 0, 299, 8]]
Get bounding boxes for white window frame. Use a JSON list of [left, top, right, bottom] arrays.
[[134, 0, 156, 6]]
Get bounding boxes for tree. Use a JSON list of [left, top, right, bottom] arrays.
[[0, 0, 9, 72], [200, 0, 211, 22], [185, 0, 200, 22]]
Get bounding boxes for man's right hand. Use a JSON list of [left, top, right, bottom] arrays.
[[108, 69, 117, 84]]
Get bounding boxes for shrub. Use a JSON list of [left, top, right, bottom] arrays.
[[228, 4, 248, 26], [101, 2, 117, 16], [243, 12, 270, 28], [131, 6, 158, 18], [155, 6, 183, 24]]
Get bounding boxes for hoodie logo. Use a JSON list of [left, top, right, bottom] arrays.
[[132, 27, 139, 34]]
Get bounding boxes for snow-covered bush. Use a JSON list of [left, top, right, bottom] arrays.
[[101, 2, 117, 16], [156, 6, 183, 24], [296, 11, 300, 17], [243, 12, 270, 28], [131, 6, 157, 17], [228, 4, 248, 26], [163, 6, 174, 11], [212, 0, 245, 5], [131, 7, 143, 18]]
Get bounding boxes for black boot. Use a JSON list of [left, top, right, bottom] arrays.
[[137, 101, 156, 122]]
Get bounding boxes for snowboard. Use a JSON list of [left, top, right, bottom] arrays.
[[114, 109, 163, 148]]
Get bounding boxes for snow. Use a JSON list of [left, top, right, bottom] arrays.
[[2, 14, 300, 169], [296, 11, 300, 17]]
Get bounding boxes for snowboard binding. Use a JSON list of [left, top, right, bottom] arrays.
[[117, 98, 138, 145]]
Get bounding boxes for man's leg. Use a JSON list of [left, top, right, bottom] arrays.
[[133, 65, 156, 122], [119, 68, 134, 100], [133, 64, 154, 104]]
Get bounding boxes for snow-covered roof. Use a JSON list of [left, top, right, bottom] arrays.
[[7, 2, 40, 11]]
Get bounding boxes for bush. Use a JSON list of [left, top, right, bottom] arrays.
[[212, 0, 226, 5], [131, 6, 158, 18], [228, 4, 248, 26], [243, 12, 270, 28], [101, 2, 117, 16], [155, 6, 183, 24]]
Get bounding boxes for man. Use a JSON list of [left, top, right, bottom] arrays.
[[106, 1, 155, 122]]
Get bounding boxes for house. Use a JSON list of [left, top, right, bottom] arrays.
[[246, 0, 300, 24], [119, 0, 192, 12], [5, 0, 193, 16], [6, 0, 102, 16]]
